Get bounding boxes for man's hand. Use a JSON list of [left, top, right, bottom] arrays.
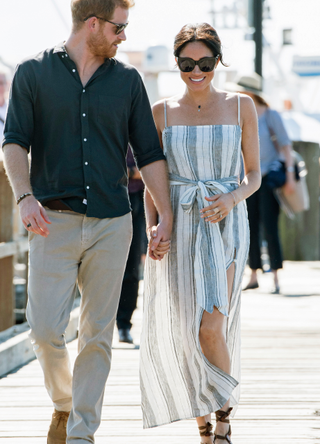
[[148, 220, 172, 261], [19, 195, 51, 237]]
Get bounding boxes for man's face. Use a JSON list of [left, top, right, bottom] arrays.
[[87, 7, 129, 59], [0, 74, 7, 102]]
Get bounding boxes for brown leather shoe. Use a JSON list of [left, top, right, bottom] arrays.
[[47, 409, 70, 444]]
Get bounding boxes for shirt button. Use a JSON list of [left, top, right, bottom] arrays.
[[83, 113, 86, 117], [84, 138, 87, 142], [87, 186, 90, 189], [65, 54, 68, 57], [72, 69, 76, 73], [85, 162, 88, 165], [62, 55, 64, 58], [83, 89, 85, 93]]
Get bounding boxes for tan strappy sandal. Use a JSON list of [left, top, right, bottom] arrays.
[[198, 421, 213, 443], [213, 407, 233, 443]]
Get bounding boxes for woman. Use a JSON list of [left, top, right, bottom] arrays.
[[226, 74, 295, 293], [140, 24, 261, 444]]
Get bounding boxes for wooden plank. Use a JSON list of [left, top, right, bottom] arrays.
[[1, 439, 319, 444], [0, 238, 29, 260]]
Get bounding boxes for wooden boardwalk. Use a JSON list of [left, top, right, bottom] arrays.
[[0, 261, 320, 443]]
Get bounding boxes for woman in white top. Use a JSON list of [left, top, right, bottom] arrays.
[[140, 23, 261, 444]]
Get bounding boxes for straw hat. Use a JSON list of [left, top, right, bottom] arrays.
[[225, 73, 265, 98]]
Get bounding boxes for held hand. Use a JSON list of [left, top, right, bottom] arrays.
[[283, 177, 296, 195], [19, 195, 51, 237], [150, 239, 171, 261], [200, 193, 235, 223], [148, 223, 171, 261]]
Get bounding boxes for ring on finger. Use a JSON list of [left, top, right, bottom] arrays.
[[219, 213, 223, 219], [26, 223, 32, 228]]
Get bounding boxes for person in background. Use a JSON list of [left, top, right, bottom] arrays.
[[0, 68, 9, 141], [226, 74, 295, 294], [116, 145, 147, 344]]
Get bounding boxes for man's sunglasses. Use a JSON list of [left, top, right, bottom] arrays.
[[83, 15, 129, 35], [177, 55, 220, 73]]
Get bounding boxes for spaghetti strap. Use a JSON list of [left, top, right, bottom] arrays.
[[164, 100, 168, 128], [237, 94, 240, 126]]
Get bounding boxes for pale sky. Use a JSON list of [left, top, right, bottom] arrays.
[[0, 0, 319, 111], [1, 0, 319, 66]]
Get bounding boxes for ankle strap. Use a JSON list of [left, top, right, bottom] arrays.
[[215, 407, 233, 424], [198, 422, 213, 437]]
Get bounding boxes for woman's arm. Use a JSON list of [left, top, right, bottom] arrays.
[[234, 94, 261, 202], [281, 144, 296, 194]]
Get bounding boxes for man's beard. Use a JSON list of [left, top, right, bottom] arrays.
[[87, 29, 119, 59]]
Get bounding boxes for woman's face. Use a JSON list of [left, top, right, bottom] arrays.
[[177, 41, 219, 91]]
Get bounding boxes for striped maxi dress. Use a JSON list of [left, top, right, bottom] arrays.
[[140, 96, 249, 428]]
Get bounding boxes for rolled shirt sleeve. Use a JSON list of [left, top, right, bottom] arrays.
[[128, 72, 165, 169], [2, 63, 35, 152]]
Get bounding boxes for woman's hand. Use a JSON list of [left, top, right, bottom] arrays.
[[200, 193, 235, 223], [147, 226, 171, 260]]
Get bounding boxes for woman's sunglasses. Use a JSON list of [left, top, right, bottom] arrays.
[[177, 55, 219, 73], [83, 15, 129, 35]]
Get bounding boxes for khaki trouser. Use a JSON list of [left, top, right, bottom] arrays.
[[26, 209, 132, 443]]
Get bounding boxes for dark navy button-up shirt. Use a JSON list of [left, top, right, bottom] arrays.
[[2, 43, 165, 218]]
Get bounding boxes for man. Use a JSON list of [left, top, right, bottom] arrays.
[[0, 68, 9, 141], [2, 1, 172, 443]]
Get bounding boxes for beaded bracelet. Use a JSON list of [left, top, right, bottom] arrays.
[[16, 192, 33, 205], [229, 191, 237, 207]]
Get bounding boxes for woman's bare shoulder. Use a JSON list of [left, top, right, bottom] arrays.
[[217, 90, 253, 105], [152, 95, 183, 121]]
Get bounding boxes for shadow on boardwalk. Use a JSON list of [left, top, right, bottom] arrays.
[[0, 261, 319, 443]]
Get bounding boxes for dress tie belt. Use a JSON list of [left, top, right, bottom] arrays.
[[169, 173, 239, 212], [169, 173, 239, 316]]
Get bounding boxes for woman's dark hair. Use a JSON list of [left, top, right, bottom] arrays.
[[174, 23, 227, 66]]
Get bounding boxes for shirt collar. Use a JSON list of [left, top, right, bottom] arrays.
[[53, 42, 67, 54]]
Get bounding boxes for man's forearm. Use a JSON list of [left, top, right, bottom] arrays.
[[140, 160, 172, 223], [144, 188, 158, 230], [3, 144, 31, 200]]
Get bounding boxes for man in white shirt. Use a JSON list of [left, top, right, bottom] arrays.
[[0, 69, 9, 142]]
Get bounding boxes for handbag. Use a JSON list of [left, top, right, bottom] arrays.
[[275, 151, 310, 219], [264, 109, 310, 218], [264, 160, 287, 189]]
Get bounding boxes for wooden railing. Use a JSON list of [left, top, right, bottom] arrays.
[[0, 154, 28, 332], [279, 141, 320, 260]]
